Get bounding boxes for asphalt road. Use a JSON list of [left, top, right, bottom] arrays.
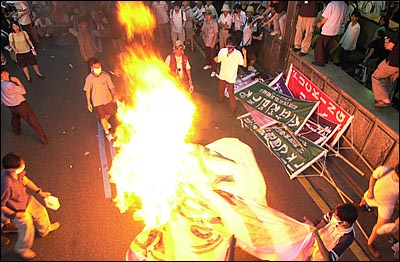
[[1, 30, 394, 261]]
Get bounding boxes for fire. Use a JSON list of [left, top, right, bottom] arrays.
[[109, 1, 196, 229], [117, 1, 155, 42]]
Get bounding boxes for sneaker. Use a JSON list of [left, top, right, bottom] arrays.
[[210, 71, 216, 77], [16, 249, 37, 260], [1, 236, 10, 246], [2, 222, 18, 233], [106, 132, 114, 142], [36, 73, 45, 80], [365, 242, 381, 259], [40, 222, 61, 238], [270, 31, 280, 36], [374, 101, 391, 108], [203, 65, 212, 70], [247, 66, 257, 72]]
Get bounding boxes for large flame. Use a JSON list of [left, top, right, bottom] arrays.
[[109, 1, 196, 229]]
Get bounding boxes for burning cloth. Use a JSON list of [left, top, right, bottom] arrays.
[[125, 138, 314, 261]]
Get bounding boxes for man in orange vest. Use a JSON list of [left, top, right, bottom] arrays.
[[165, 40, 194, 93]]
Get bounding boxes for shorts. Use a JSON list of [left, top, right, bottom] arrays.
[[94, 102, 117, 119], [16, 51, 37, 68], [244, 45, 256, 61], [363, 191, 395, 220]]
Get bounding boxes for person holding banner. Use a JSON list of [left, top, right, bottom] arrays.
[[371, 27, 399, 108], [304, 202, 358, 261], [214, 36, 247, 117]]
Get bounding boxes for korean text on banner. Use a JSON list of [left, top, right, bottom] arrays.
[[235, 81, 319, 135], [267, 73, 340, 147], [240, 115, 328, 179], [285, 64, 353, 146]]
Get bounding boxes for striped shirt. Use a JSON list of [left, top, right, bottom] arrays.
[[152, 1, 169, 25]]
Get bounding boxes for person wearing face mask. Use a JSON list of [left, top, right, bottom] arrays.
[[84, 58, 118, 142], [303, 202, 358, 261], [0, 152, 60, 260], [213, 36, 247, 117]]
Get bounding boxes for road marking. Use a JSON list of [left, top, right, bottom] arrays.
[[98, 122, 112, 199]]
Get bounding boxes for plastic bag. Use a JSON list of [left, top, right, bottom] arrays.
[[354, 63, 367, 83]]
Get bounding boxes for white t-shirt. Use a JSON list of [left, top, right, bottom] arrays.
[[170, 9, 186, 33], [217, 48, 244, 84], [339, 22, 360, 51], [321, 1, 348, 36], [14, 1, 32, 26], [218, 13, 233, 29]]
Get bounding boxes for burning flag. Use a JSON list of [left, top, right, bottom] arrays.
[[108, 2, 315, 261]]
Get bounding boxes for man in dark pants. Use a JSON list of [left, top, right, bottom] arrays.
[[313, 1, 348, 67], [0, 68, 49, 145]]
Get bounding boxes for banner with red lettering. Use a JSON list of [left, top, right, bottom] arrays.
[[285, 64, 353, 146]]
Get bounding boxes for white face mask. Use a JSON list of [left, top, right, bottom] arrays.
[[331, 215, 344, 227], [92, 67, 102, 76], [14, 163, 25, 175]]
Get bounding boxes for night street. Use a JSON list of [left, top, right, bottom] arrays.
[[0, 18, 395, 261]]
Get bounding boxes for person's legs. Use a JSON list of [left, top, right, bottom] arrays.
[[272, 16, 280, 35], [27, 196, 52, 237], [218, 79, 226, 102], [278, 13, 286, 36], [16, 102, 48, 144], [226, 82, 236, 112], [372, 60, 396, 103], [313, 35, 325, 65], [13, 211, 35, 254], [9, 108, 22, 135], [324, 36, 336, 65], [204, 46, 211, 66], [367, 215, 390, 258], [301, 17, 316, 53], [22, 66, 31, 80], [171, 31, 179, 47], [210, 46, 217, 73], [32, 64, 43, 76], [178, 31, 185, 43], [294, 15, 304, 49]]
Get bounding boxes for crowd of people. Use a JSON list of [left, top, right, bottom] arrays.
[[1, 1, 399, 261]]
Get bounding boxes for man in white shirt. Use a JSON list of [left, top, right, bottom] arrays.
[[313, 1, 348, 67], [218, 3, 233, 49], [170, 1, 186, 47], [214, 36, 247, 117], [338, 10, 361, 70], [14, 1, 40, 48]]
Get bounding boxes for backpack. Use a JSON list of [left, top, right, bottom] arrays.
[[170, 9, 184, 26]]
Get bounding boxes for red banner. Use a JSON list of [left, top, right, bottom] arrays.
[[286, 65, 353, 146]]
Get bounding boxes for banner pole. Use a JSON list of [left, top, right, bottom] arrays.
[[324, 144, 364, 176], [340, 136, 374, 172]]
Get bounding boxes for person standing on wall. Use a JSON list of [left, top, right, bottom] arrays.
[[371, 28, 399, 108]]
